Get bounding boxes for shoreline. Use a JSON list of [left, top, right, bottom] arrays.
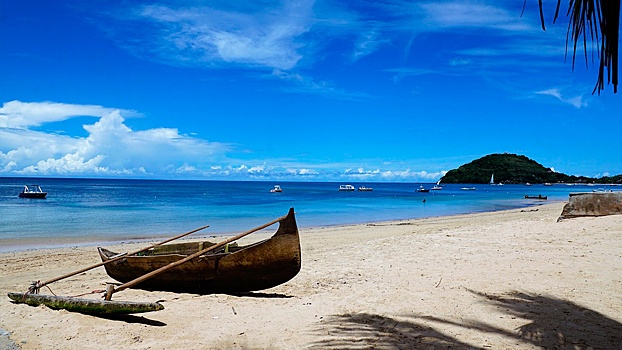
[[0, 200, 558, 254], [2, 202, 621, 349]]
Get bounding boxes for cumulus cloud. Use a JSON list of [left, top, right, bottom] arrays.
[[1, 101, 450, 181], [380, 169, 446, 181], [0, 101, 230, 176]]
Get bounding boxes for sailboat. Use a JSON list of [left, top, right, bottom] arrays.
[[490, 173, 503, 186], [431, 180, 442, 190]]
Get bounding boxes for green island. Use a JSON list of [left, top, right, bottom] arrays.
[[440, 153, 622, 185]]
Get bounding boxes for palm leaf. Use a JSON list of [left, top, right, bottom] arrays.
[[537, 0, 619, 94]]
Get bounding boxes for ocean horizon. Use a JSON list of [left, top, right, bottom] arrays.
[[1, 177, 618, 252]]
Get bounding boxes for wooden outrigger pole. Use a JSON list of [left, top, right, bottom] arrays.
[[31, 224, 210, 293], [7, 224, 209, 314]]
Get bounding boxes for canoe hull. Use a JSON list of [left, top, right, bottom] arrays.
[[7, 292, 164, 314], [98, 208, 301, 293]]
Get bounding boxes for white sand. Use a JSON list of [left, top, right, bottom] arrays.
[[1, 202, 621, 349]]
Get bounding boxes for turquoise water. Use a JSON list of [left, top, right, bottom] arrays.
[[1, 177, 617, 251]]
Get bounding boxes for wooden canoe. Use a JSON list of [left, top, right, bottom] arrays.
[[7, 292, 164, 314], [98, 208, 301, 293]]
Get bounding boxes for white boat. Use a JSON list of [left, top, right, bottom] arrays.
[[358, 186, 373, 192], [431, 180, 442, 191], [339, 185, 355, 191], [270, 185, 282, 193], [18, 185, 47, 199], [460, 187, 477, 191], [489, 173, 503, 185], [593, 188, 613, 193]]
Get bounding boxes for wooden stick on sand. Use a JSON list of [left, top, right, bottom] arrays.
[[30, 224, 210, 293]]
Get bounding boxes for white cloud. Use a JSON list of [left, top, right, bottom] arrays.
[[418, 2, 532, 31], [0, 100, 139, 128], [271, 69, 370, 100], [352, 29, 389, 61], [380, 169, 445, 181], [0, 101, 450, 181], [131, 1, 314, 70], [535, 88, 587, 108], [0, 101, 230, 176]]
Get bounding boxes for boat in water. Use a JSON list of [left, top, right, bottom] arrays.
[[18, 185, 47, 199], [416, 185, 430, 193], [358, 186, 373, 191], [97, 208, 301, 293], [431, 180, 442, 191], [525, 194, 547, 200], [339, 184, 355, 191], [461, 187, 477, 191], [270, 185, 283, 193]]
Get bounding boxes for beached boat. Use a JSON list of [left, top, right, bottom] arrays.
[[18, 185, 47, 199], [525, 194, 547, 200], [97, 208, 301, 293], [416, 185, 430, 193], [358, 186, 373, 191], [270, 185, 283, 193], [339, 185, 355, 191]]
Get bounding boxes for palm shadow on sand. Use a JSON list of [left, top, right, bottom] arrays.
[[226, 291, 293, 299], [307, 290, 622, 349]]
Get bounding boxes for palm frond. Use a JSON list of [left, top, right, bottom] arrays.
[[537, 0, 619, 94]]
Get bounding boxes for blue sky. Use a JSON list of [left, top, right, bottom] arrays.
[[1, 0, 621, 182]]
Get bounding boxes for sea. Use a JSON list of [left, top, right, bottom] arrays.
[[1, 177, 618, 252]]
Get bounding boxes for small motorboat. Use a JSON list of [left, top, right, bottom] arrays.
[[416, 185, 430, 193], [270, 185, 283, 193], [339, 185, 355, 191], [18, 185, 47, 199], [358, 186, 373, 191], [460, 187, 477, 191]]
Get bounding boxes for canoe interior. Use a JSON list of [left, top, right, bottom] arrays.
[[7, 292, 164, 314], [98, 207, 301, 294]]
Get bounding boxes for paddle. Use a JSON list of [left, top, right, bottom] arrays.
[[105, 212, 288, 300], [29, 224, 210, 293]]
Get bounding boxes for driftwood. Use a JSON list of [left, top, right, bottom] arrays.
[[7, 293, 163, 314]]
